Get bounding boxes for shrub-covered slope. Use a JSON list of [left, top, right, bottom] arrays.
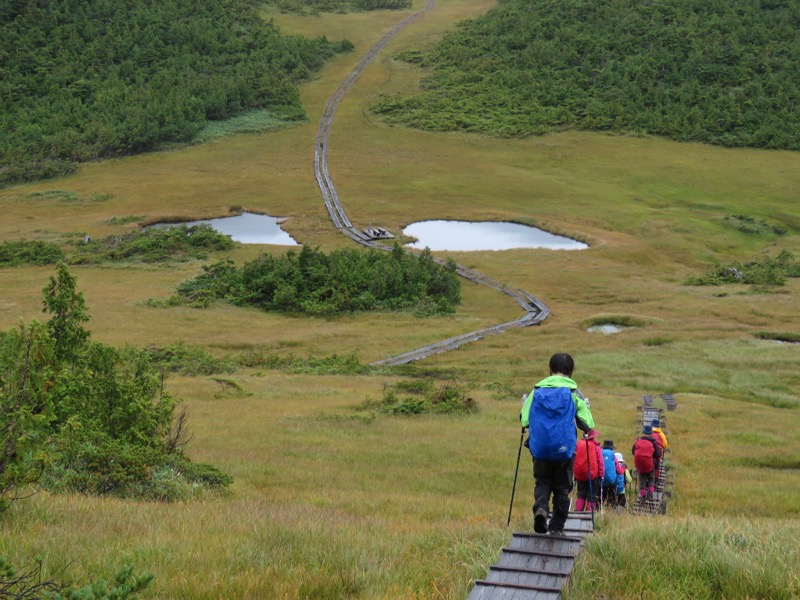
[[0, 0, 352, 186], [372, 0, 800, 149]]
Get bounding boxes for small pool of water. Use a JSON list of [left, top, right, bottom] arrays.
[[150, 212, 299, 245], [588, 324, 627, 334], [402, 220, 587, 251]]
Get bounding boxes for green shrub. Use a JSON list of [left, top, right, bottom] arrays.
[[722, 214, 775, 235], [685, 251, 800, 287], [359, 378, 478, 416], [755, 331, 800, 344], [371, 0, 800, 151], [69, 224, 235, 264], [264, 0, 410, 14], [1, 264, 233, 509], [171, 244, 460, 316], [643, 337, 673, 347], [107, 215, 144, 225], [145, 342, 236, 375], [0, 557, 153, 600], [0, 239, 65, 267], [1, 1, 353, 185]]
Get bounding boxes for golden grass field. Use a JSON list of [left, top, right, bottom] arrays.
[[1, 1, 799, 598]]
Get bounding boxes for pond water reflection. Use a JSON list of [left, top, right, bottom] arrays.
[[587, 324, 626, 334], [151, 212, 298, 245], [402, 220, 588, 251]]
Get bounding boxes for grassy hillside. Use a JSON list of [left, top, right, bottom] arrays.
[[0, 0, 353, 186], [0, 0, 799, 597], [372, 0, 800, 149]]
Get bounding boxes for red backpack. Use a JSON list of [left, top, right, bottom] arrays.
[[633, 437, 657, 473], [574, 439, 601, 480]]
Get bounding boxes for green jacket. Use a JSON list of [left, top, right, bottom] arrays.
[[520, 375, 595, 431]]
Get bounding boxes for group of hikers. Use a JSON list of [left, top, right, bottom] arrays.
[[519, 352, 669, 535]]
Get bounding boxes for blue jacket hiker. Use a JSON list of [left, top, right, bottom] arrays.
[[520, 353, 595, 536], [601, 440, 621, 507]]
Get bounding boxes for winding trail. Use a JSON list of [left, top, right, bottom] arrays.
[[313, 0, 550, 366]]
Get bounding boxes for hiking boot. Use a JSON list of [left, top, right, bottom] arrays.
[[548, 529, 565, 536], [534, 508, 548, 534]]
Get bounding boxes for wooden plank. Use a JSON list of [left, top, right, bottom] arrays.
[[496, 551, 573, 574], [509, 534, 583, 554], [501, 545, 576, 559], [472, 580, 563, 597], [486, 566, 564, 589], [489, 565, 570, 578], [467, 582, 558, 599]]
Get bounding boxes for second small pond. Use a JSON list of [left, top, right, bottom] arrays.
[[402, 220, 588, 251]]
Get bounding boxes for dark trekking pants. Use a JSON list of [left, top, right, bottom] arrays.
[[602, 484, 617, 507], [533, 457, 574, 532]]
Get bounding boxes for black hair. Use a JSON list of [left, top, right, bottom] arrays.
[[549, 352, 575, 377]]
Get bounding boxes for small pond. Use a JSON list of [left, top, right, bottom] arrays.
[[402, 220, 588, 251], [151, 212, 299, 245], [587, 324, 627, 334]]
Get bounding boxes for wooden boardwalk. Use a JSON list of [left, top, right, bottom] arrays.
[[632, 399, 674, 516], [467, 513, 593, 599]]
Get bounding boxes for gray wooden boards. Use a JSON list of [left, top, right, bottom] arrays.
[[633, 400, 675, 516], [467, 513, 593, 600]]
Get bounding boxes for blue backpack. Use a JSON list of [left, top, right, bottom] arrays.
[[602, 448, 618, 486], [527, 387, 576, 461]]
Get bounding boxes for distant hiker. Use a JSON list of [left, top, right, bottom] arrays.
[[650, 418, 668, 480], [520, 353, 595, 536], [632, 425, 662, 503], [651, 418, 669, 451], [614, 452, 632, 510], [573, 429, 603, 512], [601, 440, 621, 507]]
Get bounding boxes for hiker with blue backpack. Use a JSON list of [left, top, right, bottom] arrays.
[[520, 353, 595, 536], [601, 440, 622, 508]]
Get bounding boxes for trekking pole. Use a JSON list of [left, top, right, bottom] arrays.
[[507, 426, 526, 527], [585, 435, 595, 528]]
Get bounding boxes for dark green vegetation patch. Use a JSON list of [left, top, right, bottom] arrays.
[[685, 250, 800, 286], [372, 0, 800, 149], [723, 214, 786, 235], [71, 224, 235, 264], [266, 0, 411, 15], [0, 225, 234, 268], [0, 240, 65, 267], [167, 245, 461, 316], [0, 0, 353, 186], [0, 265, 232, 511], [0, 558, 153, 600], [358, 378, 479, 415]]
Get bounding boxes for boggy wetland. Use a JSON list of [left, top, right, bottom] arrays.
[[1, 0, 799, 598]]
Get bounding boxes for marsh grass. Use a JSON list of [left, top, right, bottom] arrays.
[[567, 515, 800, 600], [194, 108, 306, 143], [0, 0, 799, 598]]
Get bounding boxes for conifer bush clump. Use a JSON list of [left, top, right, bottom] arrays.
[[168, 245, 461, 316], [0, 0, 354, 185], [0, 264, 232, 511], [0, 240, 65, 267], [372, 0, 800, 150]]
